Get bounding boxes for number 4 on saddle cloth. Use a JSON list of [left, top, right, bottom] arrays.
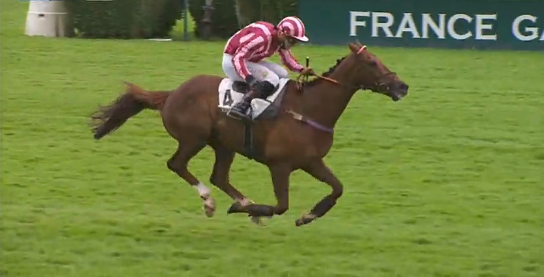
[[217, 78, 291, 121]]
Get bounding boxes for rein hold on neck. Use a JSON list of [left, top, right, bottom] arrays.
[[286, 63, 396, 133], [296, 45, 397, 93], [296, 71, 397, 93]]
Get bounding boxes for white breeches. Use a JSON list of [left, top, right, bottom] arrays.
[[222, 54, 289, 87]]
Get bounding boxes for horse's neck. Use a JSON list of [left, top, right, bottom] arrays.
[[302, 67, 358, 129]]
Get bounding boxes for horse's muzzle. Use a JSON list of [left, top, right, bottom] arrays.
[[390, 82, 409, 101]]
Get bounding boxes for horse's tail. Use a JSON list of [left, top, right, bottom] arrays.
[[90, 82, 171, 140]]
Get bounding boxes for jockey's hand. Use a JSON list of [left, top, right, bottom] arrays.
[[300, 67, 315, 76], [245, 75, 258, 87]]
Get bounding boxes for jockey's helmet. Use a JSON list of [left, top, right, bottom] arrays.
[[277, 16, 309, 42]]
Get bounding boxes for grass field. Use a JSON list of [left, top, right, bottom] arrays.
[[1, 1, 544, 277]]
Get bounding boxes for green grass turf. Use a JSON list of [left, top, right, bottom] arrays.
[[1, 1, 543, 277]]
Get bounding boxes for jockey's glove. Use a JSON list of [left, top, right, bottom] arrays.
[[245, 75, 258, 87]]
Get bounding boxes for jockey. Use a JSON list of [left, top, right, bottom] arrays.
[[222, 16, 314, 120]]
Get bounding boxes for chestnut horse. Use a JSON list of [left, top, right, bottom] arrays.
[[90, 43, 409, 227]]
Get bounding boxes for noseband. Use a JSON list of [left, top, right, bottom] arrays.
[[361, 71, 398, 93]]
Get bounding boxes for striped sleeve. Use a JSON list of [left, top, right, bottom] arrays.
[[279, 48, 303, 72], [232, 35, 266, 80]]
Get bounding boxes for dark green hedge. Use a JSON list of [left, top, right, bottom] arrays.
[[188, 0, 239, 39], [63, 0, 297, 39], [188, 0, 298, 39], [65, 0, 184, 39]]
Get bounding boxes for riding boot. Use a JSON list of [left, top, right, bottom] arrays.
[[228, 89, 260, 119]]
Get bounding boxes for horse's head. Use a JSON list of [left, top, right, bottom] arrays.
[[346, 42, 409, 101]]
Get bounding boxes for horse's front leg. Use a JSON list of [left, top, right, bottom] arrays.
[[296, 159, 344, 226], [227, 163, 291, 219]]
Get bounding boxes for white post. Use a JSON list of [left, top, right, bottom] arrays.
[[25, 0, 73, 37]]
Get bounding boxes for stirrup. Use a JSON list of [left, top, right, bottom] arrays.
[[227, 104, 251, 120]]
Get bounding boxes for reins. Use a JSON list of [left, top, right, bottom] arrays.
[[296, 45, 397, 93], [296, 72, 342, 90], [296, 68, 397, 93]]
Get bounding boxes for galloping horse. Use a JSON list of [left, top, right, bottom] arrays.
[[90, 43, 409, 227]]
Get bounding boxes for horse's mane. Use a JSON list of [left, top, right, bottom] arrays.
[[305, 55, 347, 87]]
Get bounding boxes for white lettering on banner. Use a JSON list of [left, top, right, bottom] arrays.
[[396, 13, 420, 38], [349, 11, 370, 36], [422, 13, 446, 39], [348, 11, 543, 42], [372, 12, 394, 37], [512, 15, 543, 41], [447, 14, 473, 40], [475, 14, 498, 40]]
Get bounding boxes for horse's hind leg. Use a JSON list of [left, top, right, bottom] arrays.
[[167, 141, 216, 217], [209, 144, 265, 224]]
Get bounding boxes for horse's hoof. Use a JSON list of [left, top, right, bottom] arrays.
[[249, 215, 272, 226], [247, 204, 274, 217], [250, 216, 264, 225], [295, 213, 317, 226], [227, 202, 242, 214], [203, 198, 215, 217]]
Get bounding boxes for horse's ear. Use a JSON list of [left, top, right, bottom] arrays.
[[348, 43, 358, 53], [123, 81, 143, 92]]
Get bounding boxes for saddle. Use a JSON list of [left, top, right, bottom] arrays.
[[232, 81, 250, 94], [216, 77, 292, 160]]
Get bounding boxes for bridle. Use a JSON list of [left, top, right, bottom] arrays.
[[296, 46, 397, 94], [287, 46, 397, 133], [297, 71, 397, 94]]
